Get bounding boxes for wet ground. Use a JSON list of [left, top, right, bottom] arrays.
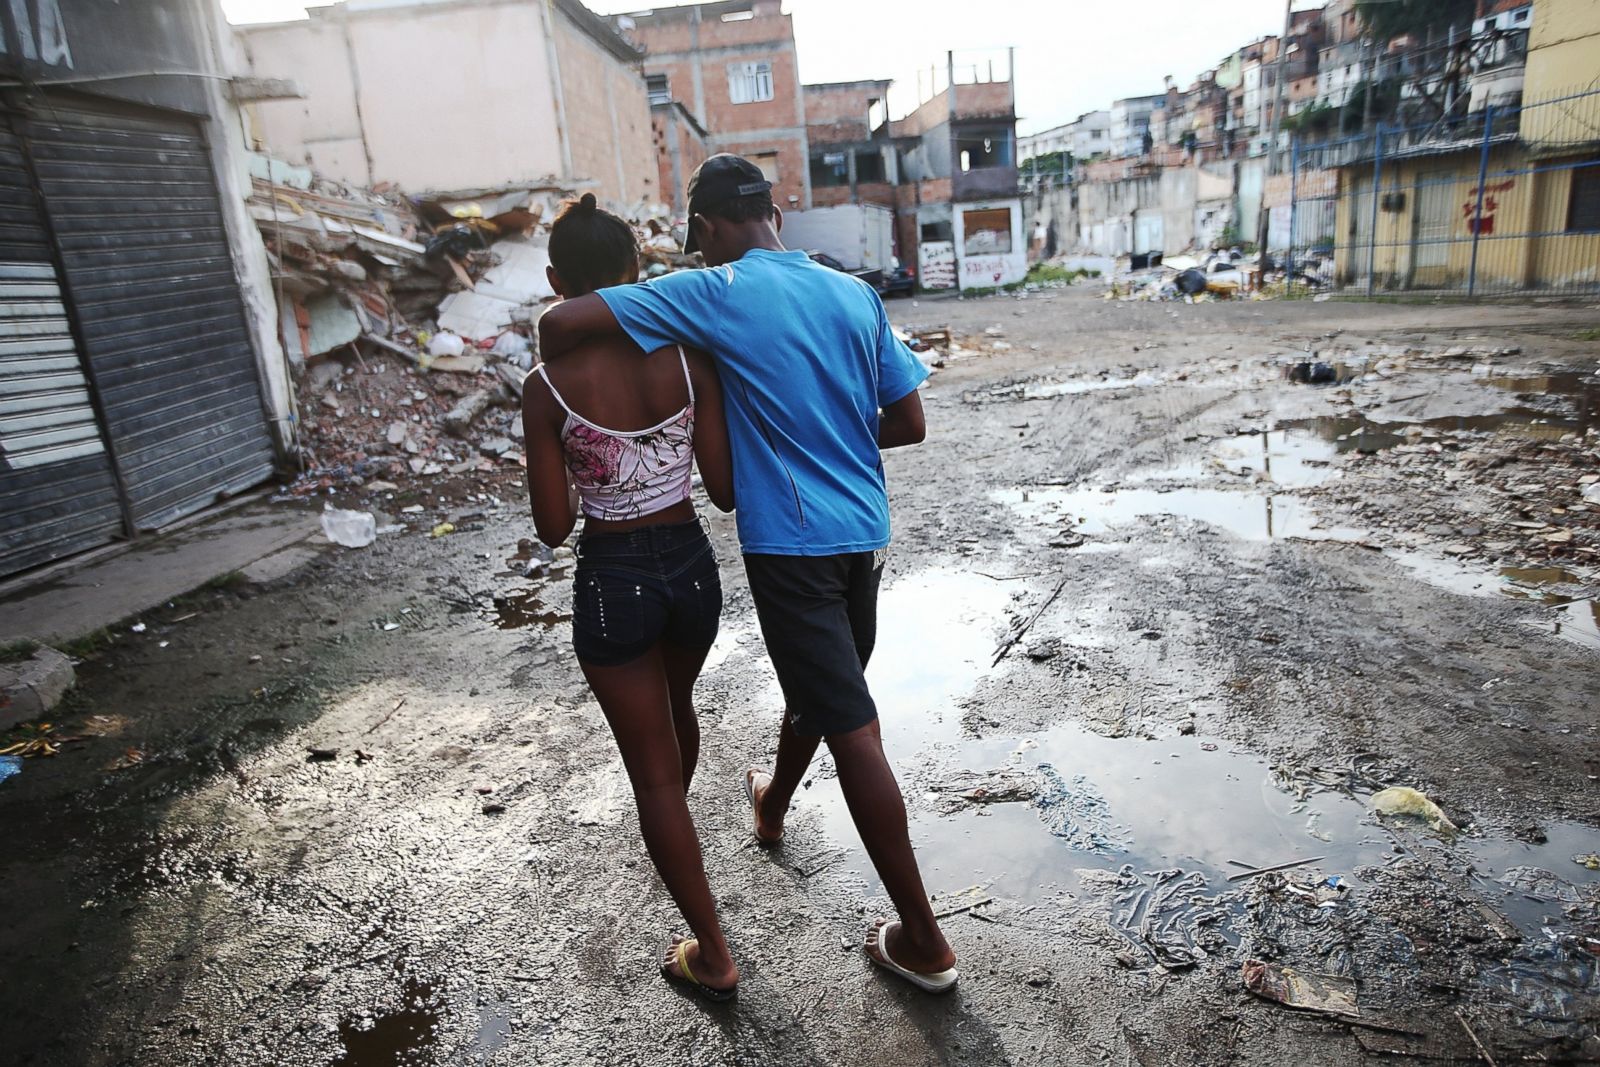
[[4, 289, 1599, 1065]]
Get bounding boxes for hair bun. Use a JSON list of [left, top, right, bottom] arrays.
[[578, 192, 598, 213]]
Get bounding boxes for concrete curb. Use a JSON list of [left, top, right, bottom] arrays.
[[0, 647, 75, 729]]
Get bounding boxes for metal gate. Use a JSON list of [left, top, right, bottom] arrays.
[[0, 95, 275, 576], [24, 99, 274, 530], [0, 121, 124, 576], [1410, 169, 1457, 286]]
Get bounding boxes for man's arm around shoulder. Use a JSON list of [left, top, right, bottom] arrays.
[[537, 294, 620, 360]]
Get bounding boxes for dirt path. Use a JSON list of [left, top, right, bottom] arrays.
[[4, 290, 1597, 1066]]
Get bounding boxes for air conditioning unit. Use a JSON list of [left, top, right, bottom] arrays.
[[1381, 191, 1407, 212]]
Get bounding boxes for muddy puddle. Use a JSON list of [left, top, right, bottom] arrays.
[[994, 484, 1367, 542], [777, 567, 1599, 949], [1386, 553, 1599, 650], [487, 589, 571, 630], [333, 977, 442, 1067]]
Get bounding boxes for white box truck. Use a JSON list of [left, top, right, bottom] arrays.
[[779, 203, 894, 288]]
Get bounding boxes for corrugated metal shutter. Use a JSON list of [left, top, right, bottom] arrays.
[[0, 119, 124, 576], [23, 98, 274, 530]]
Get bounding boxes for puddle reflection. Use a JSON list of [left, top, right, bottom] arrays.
[[768, 566, 1598, 945], [995, 484, 1368, 542]]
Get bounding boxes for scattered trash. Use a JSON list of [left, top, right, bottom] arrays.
[[0, 754, 22, 784], [1226, 855, 1327, 882], [307, 747, 339, 762], [1032, 763, 1130, 853], [130, 622, 146, 633], [1577, 853, 1600, 871], [1242, 958, 1359, 1017], [1111, 865, 1228, 970], [431, 522, 456, 539], [105, 747, 145, 771], [0, 723, 60, 758], [1370, 786, 1458, 834], [321, 506, 378, 548], [426, 331, 465, 359]]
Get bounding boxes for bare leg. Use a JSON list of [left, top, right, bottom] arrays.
[[582, 648, 736, 989], [829, 720, 954, 974], [750, 710, 819, 841], [661, 640, 711, 793]]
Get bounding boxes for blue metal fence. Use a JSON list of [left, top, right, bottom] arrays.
[[1285, 86, 1600, 298]]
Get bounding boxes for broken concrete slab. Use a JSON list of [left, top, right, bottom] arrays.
[[443, 389, 497, 438], [0, 646, 74, 729]]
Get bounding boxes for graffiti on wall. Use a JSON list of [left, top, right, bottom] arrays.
[[1463, 177, 1515, 236], [962, 255, 1009, 285], [919, 240, 956, 290], [0, 0, 74, 67]]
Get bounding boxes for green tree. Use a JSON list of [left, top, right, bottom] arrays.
[[1356, 0, 1476, 41]]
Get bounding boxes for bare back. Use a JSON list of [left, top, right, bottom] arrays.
[[537, 335, 691, 432]]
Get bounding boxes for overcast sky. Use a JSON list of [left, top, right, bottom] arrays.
[[221, 0, 1298, 134]]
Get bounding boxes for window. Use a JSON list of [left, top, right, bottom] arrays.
[[645, 74, 670, 106], [810, 151, 849, 188], [955, 128, 1013, 172], [855, 150, 885, 183], [749, 151, 779, 184], [962, 207, 1013, 254], [1569, 160, 1600, 233], [728, 60, 774, 104]]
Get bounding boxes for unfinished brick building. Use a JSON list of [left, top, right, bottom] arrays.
[[620, 0, 809, 209]]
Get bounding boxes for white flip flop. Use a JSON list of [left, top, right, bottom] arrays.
[[866, 920, 959, 994]]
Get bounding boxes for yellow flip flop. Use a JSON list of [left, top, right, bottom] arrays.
[[660, 937, 737, 1003]]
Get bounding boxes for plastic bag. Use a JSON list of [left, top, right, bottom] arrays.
[[1370, 786, 1457, 833], [321, 506, 377, 548], [427, 331, 466, 359]]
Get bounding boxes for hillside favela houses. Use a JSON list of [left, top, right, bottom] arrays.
[[619, 0, 1023, 291], [1021, 0, 1600, 297]]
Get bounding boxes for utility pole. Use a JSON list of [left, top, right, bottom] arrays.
[[1254, 0, 1294, 266]]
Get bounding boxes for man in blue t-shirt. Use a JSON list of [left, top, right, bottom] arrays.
[[539, 154, 957, 994]]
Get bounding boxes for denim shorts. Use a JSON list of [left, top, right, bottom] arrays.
[[571, 519, 722, 666]]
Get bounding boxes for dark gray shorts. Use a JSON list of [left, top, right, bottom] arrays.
[[743, 550, 884, 738]]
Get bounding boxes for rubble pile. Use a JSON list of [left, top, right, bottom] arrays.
[[1318, 420, 1599, 571], [1299, 355, 1600, 586], [248, 169, 580, 361], [280, 344, 529, 507], [249, 159, 699, 506], [1102, 248, 1332, 303]]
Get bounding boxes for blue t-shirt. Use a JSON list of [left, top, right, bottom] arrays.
[[598, 249, 928, 556]]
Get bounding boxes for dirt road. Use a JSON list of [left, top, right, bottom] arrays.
[[5, 288, 1598, 1065]]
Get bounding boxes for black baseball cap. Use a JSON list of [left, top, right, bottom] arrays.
[[683, 153, 772, 253]]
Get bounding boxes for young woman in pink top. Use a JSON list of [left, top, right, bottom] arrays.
[[522, 194, 739, 1000]]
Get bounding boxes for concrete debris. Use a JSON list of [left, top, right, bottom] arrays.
[[0, 646, 75, 729], [443, 389, 500, 438]]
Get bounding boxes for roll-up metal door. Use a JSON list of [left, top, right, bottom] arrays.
[[0, 119, 124, 576], [23, 98, 274, 530]]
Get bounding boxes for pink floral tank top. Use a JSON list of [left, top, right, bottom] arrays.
[[534, 347, 696, 522]]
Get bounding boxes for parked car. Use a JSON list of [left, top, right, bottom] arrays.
[[806, 250, 883, 293], [879, 258, 916, 298]]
